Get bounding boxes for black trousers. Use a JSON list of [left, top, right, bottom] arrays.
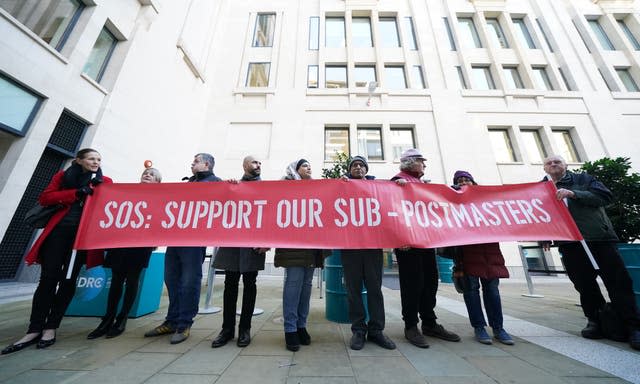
[[559, 241, 640, 330], [341, 250, 385, 334], [395, 248, 438, 329], [222, 271, 258, 332], [105, 266, 143, 319], [28, 225, 85, 333]]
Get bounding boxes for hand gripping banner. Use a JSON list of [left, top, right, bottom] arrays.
[[73, 179, 583, 250]]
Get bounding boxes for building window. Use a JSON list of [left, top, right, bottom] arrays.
[[326, 17, 345, 47], [535, 19, 553, 52], [488, 128, 517, 162], [357, 127, 383, 160], [598, 68, 614, 91], [532, 66, 553, 90], [503, 66, 524, 89], [616, 68, 640, 92], [403, 17, 418, 50], [307, 65, 318, 88], [354, 66, 376, 87], [458, 17, 482, 48], [471, 66, 495, 90], [325, 65, 347, 88], [384, 66, 406, 89], [82, 27, 117, 82], [390, 128, 415, 161], [252, 13, 275, 47], [552, 130, 580, 162], [443, 17, 456, 50], [325, 127, 350, 160], [456, 66, 468, 89], [309, 16, 320, 50], [588, 19, 615, 51], [0, 0, 83, 51], [352, 17, 373, 48], [618, 19, 640, 51], [0, 74, 42, 136], [411, 66, 426, 89], [558, 67, 574, 91], [520, 129, 546, 163], [379, 17, 400, 47], [246, 63, 270, 87], [486, 18, 509, 48], [511, 18, 536, 49]]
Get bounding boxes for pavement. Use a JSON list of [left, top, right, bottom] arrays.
[[0, 274, 638, 384]]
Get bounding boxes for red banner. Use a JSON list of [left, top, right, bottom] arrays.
[[74, 179, 582, 250]]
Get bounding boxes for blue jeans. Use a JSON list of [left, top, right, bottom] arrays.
[[283, 267, 315, 333], [462, 276, 503, 330], [164, 246, 204, 330]]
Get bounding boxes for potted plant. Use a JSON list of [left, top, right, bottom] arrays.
[[577, 157, 640, 299]]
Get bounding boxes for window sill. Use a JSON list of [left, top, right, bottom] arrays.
[[0, 8, 69, 65], [307, 88, 430, 96], [496, 162, 524, 165], [80, 73, 108, 95], [138, 0, 160, 13], [611, 91, 640, 100], [233, 88, 276, 95]]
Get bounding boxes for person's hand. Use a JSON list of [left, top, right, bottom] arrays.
[[254, 247, 270, 254], [541, 241, 551, 252], [398, 245, 411, 251], [76, 186, 93, 198], [90, 177, 103, 186], [556, 188, 575, 200], [341, 175, 350, 182], [395, 179, 407, 186], [227, 178, 239, 184]]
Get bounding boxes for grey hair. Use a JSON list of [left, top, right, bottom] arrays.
[[543, 155, 566, 165], [195, 153, 215, 171], [400, 157, 419, 171], [142, 167, 162, 182]]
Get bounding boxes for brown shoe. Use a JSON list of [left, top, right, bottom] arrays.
[[422, 323, 461, 342], [170, 327, 190, 344], [404, 326, 429, 348], [144, 321, 175, 337]]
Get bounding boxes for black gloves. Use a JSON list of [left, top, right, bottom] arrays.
[[90, 177, 103, 186], [76, 186, 94, 198]]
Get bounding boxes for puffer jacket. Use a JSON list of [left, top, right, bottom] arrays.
[[460, 243, 509, 279]]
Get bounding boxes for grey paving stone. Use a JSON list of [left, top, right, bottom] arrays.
[[0, 369, 88, 384], [425, 376, 499, 384], [350, 356, 425, 384], [136, 329, 214, 353], [0, 348, 73, 382], [286, 377, 356, 384], [289, 348, 353, 377], [467, 356, 572, 384], [398, 342, 485, 377], [238, 329, 290, 356], [161, 340, 239, 375], [211, 356, 289, 384], [65, 352, 180, 384], [145, 373, 218, 384]]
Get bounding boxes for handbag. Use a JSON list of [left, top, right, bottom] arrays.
[[24, 203, 61, 229]]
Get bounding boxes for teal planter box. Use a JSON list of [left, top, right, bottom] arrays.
[[325, 250, 368, 324], [436, 256, 454, 283], [618, 244, 640, 308], [66, 251, 165, 318]]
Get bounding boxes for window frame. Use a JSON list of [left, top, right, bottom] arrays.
[[588, 18, 615, 51], [443, 17, 457, 51], [82, 27, 118, 83], [307, 65, 319, 88], [378, 17, 401, 48], [246, 62, 271, 87], [488, 128, 518, 163], [503, 65, 525, 89], [325, 65, 348, 88], [389, 127, 416, 161], [252, 13, 276, 47], [520, 129, 547, 163], [617, 19, 640, 51], [0, 73, 44, 137], [458, 17, 483, 48], [471, 65, 496, 90], [352, 16, 373, 48], [353, 65, 377, 88], [357, 126, 384, 161], [552, 129, 581, 163], [403, 16, 418, 50], [384, 65, 407, 89], [486, 18, 510, 49], [411, 65, 426, 89], [324, 127, 350, 161], [325, 16, 346, 48], [512, 18, 536, 49], [456, 66, 468, 89], [309, 16, 320, 50], [532, 66, 554, 91], [615, 67, 640, 92]]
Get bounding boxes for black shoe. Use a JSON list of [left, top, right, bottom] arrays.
[[87, 316, 115, 339], [629, 329, 640, 351], [285, 332, 300, 351], [350, 332, 366, 350], [297, 328, 311, 345], [37, 337, 56, 349], [404, 326, 429, 348], [1, 334, 41, 355], [237, 328, 251, 347], [367, 332, 396, 350], [211, 329, 234, 348], [581, 319, 603, 339], [106, 316, 127, 338], [422, 323, 461, 342]]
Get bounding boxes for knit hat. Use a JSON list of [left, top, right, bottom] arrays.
[[453, 170, 474, 185], [348, 155, 369, 172], [400, 148, 427, 162], [295, 158, 309, 171]]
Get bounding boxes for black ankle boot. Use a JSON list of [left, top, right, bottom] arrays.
[[106, 315, 127, 338], [581, 318, 603, 339], [87, 316, 115, 339]]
